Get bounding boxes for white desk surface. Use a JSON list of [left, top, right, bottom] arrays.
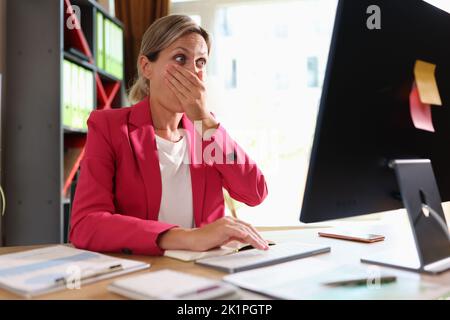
[[0, 210, 448, 299]]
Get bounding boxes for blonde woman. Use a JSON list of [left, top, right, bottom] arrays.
[[70, 15, 268, 255]]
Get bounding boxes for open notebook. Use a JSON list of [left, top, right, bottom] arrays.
[[164, 240, 277, 262], [0, 245, 149, 298]]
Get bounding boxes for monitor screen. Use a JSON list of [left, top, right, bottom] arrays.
[[300, 0, 450, 223]]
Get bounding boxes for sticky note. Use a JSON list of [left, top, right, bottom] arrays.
[[409, 81, 435, 133], [414, 60, 442, 106]]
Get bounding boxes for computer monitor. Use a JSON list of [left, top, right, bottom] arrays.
[[300, 0, 450, 224]]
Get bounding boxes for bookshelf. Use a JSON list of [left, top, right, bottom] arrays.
[[4, 0, 125, 245]]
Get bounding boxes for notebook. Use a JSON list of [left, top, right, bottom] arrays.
[[0, 245, 149, 298], [108, 269, 239, 300], [164, 246, 236, 262], [195, 242, 331, 273], [164, 240, 275, 262]]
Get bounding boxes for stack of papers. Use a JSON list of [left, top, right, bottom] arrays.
[[0, 245, 149, 298], [109, 269, 239, 300], [224, 258, 444, 299]]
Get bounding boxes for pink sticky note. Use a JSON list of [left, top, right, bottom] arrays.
[[409, 81, 435, 133]]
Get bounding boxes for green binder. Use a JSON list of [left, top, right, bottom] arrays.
[[69, 62, 77, 129], [118, 25, 124, 80], [72, 64, 82, 130], [96, 12, 104, 70], [83, 68, 95, 130], [104, 18, 111, 76], [62, 59, 71, 127]]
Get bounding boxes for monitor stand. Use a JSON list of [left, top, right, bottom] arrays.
[[361, 159, 450, 274]]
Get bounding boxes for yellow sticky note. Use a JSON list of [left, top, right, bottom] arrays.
[[414, 60, 442, 106]]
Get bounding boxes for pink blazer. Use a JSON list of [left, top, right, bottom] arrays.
[[69, 98, 268, 255]]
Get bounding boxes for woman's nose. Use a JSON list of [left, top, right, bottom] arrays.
[[185, 62, 200, 75], [188, 66, 198, 75], [180, 62, 202, 79]]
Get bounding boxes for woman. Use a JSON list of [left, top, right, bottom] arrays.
[[69, 15, 269, 256]]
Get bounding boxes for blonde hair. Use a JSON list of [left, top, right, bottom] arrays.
[[128, 15, 211, 104]]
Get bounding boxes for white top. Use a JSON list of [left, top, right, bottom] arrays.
[[155, 134, 194, 229]]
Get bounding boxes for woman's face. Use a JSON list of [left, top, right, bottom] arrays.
[[141, 33, 209, 113]]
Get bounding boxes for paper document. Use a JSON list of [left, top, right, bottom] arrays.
[[108, 269, 239, 300], [414, 60, 442, 106], [224, 259, 443, 299], [409, 81, 435, 132], [0, 245, 149, 298]]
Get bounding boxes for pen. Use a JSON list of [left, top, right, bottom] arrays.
[[177, 284, 222, 298], [55, 264, 123, 285], [323, 275, 397, 287]]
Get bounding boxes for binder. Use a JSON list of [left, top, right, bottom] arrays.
[[117, 23, 124, 80], [63, 59, 71, 127], [80, 68, 87, 130], [102, 18, 124, 80], [108, 19, 114, 78], [118, 24, 124, 80], [104, 18, 111, 75], [84, 68, 94, 130], [0, 245, 149, 298], [63, 60, 95, 131], [87, 68, 94, 127], [67, 60, 72, 128], [72, 62, 78, 129], [73, 64, 83, 129], [96, 12, 104, 70], [112, 23, 118, 77]]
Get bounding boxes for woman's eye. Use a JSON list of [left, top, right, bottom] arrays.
[[174, 55, 186, 64], [197, 59, 207, 68]]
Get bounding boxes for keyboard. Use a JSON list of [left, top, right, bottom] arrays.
[[195, 242, 331, 273]]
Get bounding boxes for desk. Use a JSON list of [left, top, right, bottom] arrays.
[[0, 213, 449, 300]]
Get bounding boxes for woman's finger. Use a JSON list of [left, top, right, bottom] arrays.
[[173, 64, 204, 89], [165, 73, 190, 98], [238, 224, 268, 249], [166, 77, 187, 102], [168, 67, 195, 93], [225, 225, 266, 250], [233, 218, 266, 244], [228, 217, 266, 244]]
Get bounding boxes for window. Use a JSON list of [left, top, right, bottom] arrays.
[[423, 0, 450, 13], [171, 0, 338, 226]]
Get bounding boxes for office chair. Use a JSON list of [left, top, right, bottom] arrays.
[[64, 169, 79, 243], [223, 189, 239, 219]]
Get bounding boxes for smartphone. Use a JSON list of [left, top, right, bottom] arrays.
[[318, 230, 385, 243]]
